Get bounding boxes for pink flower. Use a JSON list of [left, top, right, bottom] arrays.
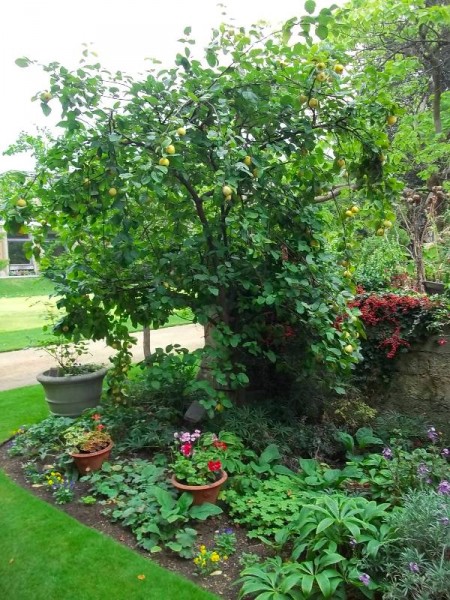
[[437, 339, 447, 346], [92, 413, 101, 421], [180, 442, 193, 457], [96, 424, 105, 431]]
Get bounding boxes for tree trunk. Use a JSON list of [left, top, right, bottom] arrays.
[[431, 64, 443, 134], [143, 327, 151, 358], [413, 239, 426, 292]]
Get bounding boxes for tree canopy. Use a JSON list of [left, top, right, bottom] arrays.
[[2, 0, 449, 409]]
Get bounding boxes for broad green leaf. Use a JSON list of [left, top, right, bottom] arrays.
[[259, 444, 281, 465], [190, 502, 223, 520], [15, 57, 31, 68], [316, 24, 329, 39], [301, 573, 315, 595], [316, 517, 334, 534], [304, 0, 316, 15], [315, 572, 333, 598]]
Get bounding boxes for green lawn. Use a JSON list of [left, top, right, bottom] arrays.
[[0, 384, 217, 600], [0, 276, 194, 352], [0, 295, 58, 352], [0, 276, 54, 297], [0, 385, 49, 442], [0, 471, 217, 600]]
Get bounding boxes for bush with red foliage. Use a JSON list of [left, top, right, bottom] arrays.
[[349, 293, 433, 358]]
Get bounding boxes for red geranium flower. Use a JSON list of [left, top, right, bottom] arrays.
[[96, 424, 105, 431], [180, 442, 193, 457], [208, 460, 222, 472], [92, 413, 101, 421], [213, 441, 228, 450]]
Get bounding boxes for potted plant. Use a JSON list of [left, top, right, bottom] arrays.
[[36, 336, 107, 417], [64, 413, 113, 475], [170, 430, 228, 505]]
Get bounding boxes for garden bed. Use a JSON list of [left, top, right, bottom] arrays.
[[0, 441, 265, 600], [2, 404, 449, 600]]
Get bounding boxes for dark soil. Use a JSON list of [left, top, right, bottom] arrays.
[[0, 440, 266, 600]]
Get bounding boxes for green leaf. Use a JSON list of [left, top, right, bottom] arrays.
[[319, 553, 345, 567], [316, 24, 329, 40], [315, 572, 333, 597], [206, 50, 217, 67], [304, 0, 316, 14], [301, 574, 314, 595], [298, 458, 319, 476], [151, 486, 176, 510], [41, 103, 52, 117], [15, 57, 31, 68], [259, 444, 281, 465], [190, 502, 223, 520], [316, 518, 334, 534], [177, 492, 193, 513]]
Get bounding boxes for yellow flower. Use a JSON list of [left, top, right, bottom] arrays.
[[223, 555, 229, 560], [47, 480, 53, 485], [200, 545, 207, 555], [210, 552, 220, 562], [194, 557, 201, 565]]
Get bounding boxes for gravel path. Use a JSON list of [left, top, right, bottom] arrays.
[[0, 324, 204, 391]]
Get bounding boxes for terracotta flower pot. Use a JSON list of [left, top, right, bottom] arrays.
[[70, 442, 113, 475], [171, 471, 228, 505]]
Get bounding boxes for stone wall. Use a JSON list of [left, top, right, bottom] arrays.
[[372, 327, 450, 435]]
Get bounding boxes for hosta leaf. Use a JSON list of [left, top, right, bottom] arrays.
[[190, 502, 222, 520]]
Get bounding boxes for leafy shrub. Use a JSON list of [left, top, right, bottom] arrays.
[[217, 403, 343, 459], [372, 411, 429, 449], [101, 403, 176, 452], [354, 235, 409, 291], [225, 459, 359, 538], [345, 446, 450, 504], [323, 391, 377, 431], [367, 490, 450, 599], [8, 416, 74, 460], [85, 459, 222, 557]]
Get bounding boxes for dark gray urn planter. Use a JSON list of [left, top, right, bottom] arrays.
[[422, 281, 445, 295], [37, 367, 108, 417]]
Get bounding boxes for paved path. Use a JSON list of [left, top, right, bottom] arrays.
[[0, 324, 204, 391]]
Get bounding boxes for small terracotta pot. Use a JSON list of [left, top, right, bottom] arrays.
[[70, 442, 113, 475], [171, 471, 228, 505]]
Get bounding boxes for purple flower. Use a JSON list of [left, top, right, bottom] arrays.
[[417, 463, 430, 478], [441, 448, 449, 458], [437, 480, 450, 495], [382, 447, 393, 460], [358, 573, 371, 586], [223, 528, 234, 535], [408, 562, 420, 573], [439, 516, 449, 525], [427, 427, 439, 443], [349, 537, 357, 548]]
